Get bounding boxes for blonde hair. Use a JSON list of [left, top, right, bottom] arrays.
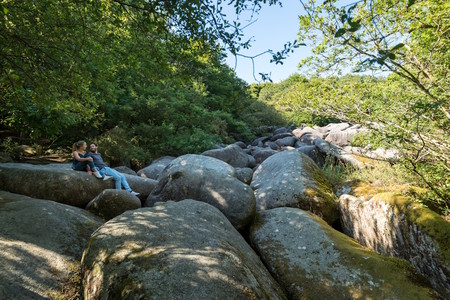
[[72, 140, 86, 153]]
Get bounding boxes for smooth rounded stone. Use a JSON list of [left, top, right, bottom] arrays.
[[323, 122, 351, 132], [292, 126, 324, 139], [339, 193, 450, 298], [314, 139, 365, 169], [251, 150, 338, 224], [235, 167, 253, 184], [270, 132, 293, 142], [265, 141, 279, 150], [202, 144, 254, 168], [0, 163, 157, 207], [86, 189, 141, 221], [274, 136, 297, 147], [294, 140, 307, 148], [145, 154, 255, 230], [234, 141, 247, 149], [325, 129, 361, 147], [137, 156, 176, 180], [250, 207, 438, 300], [82, 200, 286, 300], [0, 191, 103, 299], [273, 127, 289, 135], [251, 148, 278, 164], [113, 166, 137, 176], [251, 136, 270, 147], [297, 145, 325, 167], [299, 133, 322, 145]]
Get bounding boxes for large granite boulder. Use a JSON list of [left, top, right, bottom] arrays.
[[145, 154, 255, 230], [250, 207, 438, 299], [137, 156, 176, 179], [314, 139, 365, 169], [0, 191, 103, 299], [251, 150, 338, 224], [86, 189, 141, 221], [0, 163, 157, 207], [339, 192, 450, 298], [202, 144, 255, 168], [82, 200, 286, 299], [113, 166, 138, 176]]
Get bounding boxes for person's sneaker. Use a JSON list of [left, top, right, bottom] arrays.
[[130, 191, 140, 196], [103, 175, 112, 181], [93, 171, 103, 179]]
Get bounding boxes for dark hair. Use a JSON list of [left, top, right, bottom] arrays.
[[72, 140, 86, 153]]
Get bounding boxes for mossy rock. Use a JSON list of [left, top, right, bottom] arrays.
[[339, 192, 450, 297], [251, 150, 338, 224], [250, 207, 439, 299]]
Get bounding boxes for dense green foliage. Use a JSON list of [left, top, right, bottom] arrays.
[[0, 0, 285, 168]]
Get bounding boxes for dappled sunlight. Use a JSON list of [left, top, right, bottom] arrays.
[[0, 239, 77, 298]]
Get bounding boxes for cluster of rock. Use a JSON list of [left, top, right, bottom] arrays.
[[0, 122, 448, 299]]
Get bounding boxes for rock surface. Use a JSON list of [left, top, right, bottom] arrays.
[[82, 200, 286, 299], [145, 154, 255, 230], [0, 191, 103, 299], [251, 150, 338, 224], [202, 144, 255, 168], [339, 192, 450, 298], [137, 156, 175, 179], [86, 189, 141, 221], [0, 163, 157, 207], [250, 207, 438, 299]]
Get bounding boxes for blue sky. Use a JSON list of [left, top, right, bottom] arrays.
[[223, 1, 309, 84]]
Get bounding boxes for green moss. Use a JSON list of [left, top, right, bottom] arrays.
[[371, 192, 450, 261]]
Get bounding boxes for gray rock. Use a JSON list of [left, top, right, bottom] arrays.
[[86, 189, 141, 221], [0, 163, 157, 207], [113, 166, 138, 176], [202, 144, 254, 168], [299, 133, 320, 145], [250, 207, 438, 299], [273, 127, 289, 135], [235, 167, 253, 184], [251, 136, 270, 147], [322, 122, 351, 132], [137, 156, 175, 180], [251, 148, 278, 164], [314, 139, 365, 169], [265, 141, 279, 150], [292, 126, 324, 139], [339, 193, 450, 298], [325, 128, 361, 147], [270, 132, 293, 142], [0, 191, 103, 299], [251, 150, 338, 224], [274, 136, 297, 147], [297, 145, 325, 167], [144, 154, 255, 230], [234, 141, 247, 149], [82, 200, 286, 299]]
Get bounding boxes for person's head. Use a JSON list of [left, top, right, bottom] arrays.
[[89, 143, 98, 153], [72, 140, 86, 153]]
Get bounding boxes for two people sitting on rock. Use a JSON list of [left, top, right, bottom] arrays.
[[87, 143, 140, 196], [72, 140, 103, 179]]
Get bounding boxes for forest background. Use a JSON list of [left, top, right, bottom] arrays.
[[0, 0, 448, 213]]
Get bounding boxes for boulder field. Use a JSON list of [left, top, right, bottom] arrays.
[[0, 123, 448, 298]]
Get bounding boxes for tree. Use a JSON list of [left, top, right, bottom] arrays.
[[296, 0, 449, 209]]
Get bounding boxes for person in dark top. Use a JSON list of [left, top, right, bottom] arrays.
[[71, 140, 103, 179], [88, 143, 140, 196]]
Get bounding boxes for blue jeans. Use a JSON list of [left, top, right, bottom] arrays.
[[72, 160, 97, 171], [101, 167, 131, 191]]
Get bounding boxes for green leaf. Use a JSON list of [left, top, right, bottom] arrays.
[[1, 5, 8, 14], [335, 28, 347, 38], [407, 0, 416, 8]]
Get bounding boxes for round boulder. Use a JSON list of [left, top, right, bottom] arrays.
[[82, 200, 286, 299], [145, 154, 255, 230], [86, 189, 141, 221], [137, 156, 176, 180], [250, 207, 438, 299], [251, 150, 338, 224]]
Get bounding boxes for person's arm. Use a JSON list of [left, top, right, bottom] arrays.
[[73, 151, 93, 162]]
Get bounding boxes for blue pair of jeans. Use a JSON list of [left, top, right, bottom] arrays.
[[101, 167, 131, 191], [72, 160, 97, 172]]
